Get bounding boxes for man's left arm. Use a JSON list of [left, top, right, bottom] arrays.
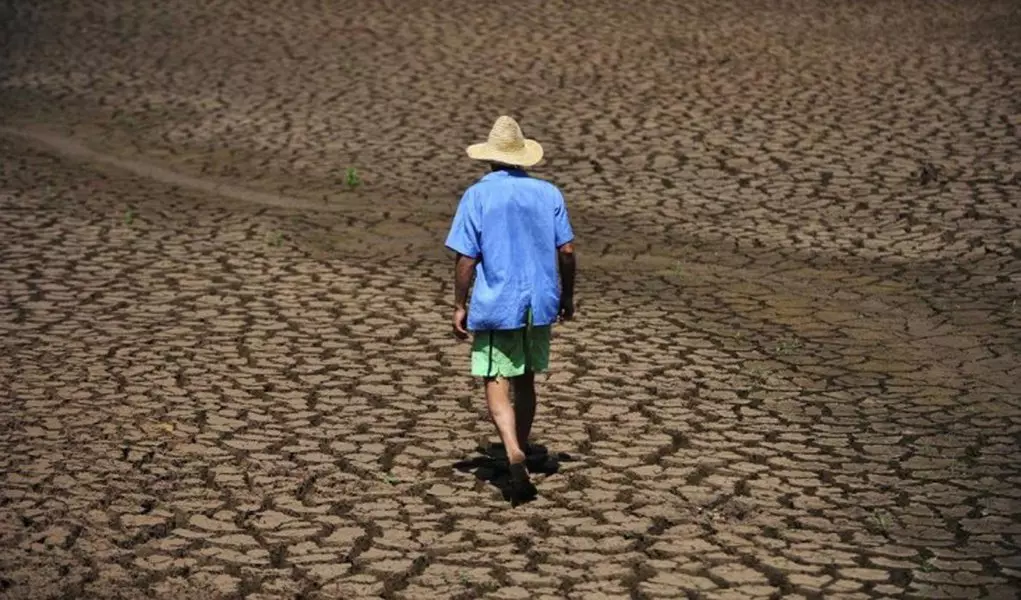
[[553, 191, 576, 321]]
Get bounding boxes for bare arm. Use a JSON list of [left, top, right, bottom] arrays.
[[558, 242, 576, 320], [452, 253, 477, 338], [454, 253, 477, 309]]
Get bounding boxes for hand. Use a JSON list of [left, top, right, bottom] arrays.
[[452, 306, 469, 340], [559, 296, 575, 322]]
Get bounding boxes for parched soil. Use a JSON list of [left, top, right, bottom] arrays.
[[1, 1, 1020, 598]]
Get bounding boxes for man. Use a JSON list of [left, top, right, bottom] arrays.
[[445, 115, 576, 504]]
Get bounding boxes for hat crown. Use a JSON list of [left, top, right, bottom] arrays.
[[487, 116, 526, 152], [465, 115, 543, 167]]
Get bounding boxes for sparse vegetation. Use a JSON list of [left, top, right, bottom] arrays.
[[914, 161, 945, 186], [657, 261, 687, 280], [267, 231, 283, 246], [345, 167, 361, 189], [111, 109, 138, 128], [123, 207, 136, 225], [772, 336, 803, 356], [747, 366, 775, 383], [866, 509, 891, 535]]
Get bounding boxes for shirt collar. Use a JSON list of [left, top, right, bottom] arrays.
[[481, 168, 527, 182]]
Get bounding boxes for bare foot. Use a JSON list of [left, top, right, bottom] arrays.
[[508, 449, 526, 465], [507, 462, 537, 505]]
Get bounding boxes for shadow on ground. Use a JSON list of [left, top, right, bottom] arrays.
[[453, 443, 576, 505]]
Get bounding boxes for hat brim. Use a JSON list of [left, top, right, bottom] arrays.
[[466, 139, 544, 167]]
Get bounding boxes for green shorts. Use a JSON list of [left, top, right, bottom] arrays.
[[471, 324, 551, 379]]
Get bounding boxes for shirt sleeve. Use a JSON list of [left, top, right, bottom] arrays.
[[554, 191, 575, 248], [445, 191, 481, 258]]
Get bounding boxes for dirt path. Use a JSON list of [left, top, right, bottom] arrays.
[[0, 126, 337, 212]]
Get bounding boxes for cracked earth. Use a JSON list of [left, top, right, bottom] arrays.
[[1, 0, 1020, 598]]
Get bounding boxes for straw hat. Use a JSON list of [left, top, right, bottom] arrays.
[[466, 116, 544, 167]]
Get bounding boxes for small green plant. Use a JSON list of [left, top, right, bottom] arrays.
[[747, 366, 774, 383], [866, 510, 891, 535], [914, 161, 944, 186], [345, 167, 361, 189], [657, 262, 685, 280], [773, 336, 803, 356], [379, 472, 399, 485], [267, 231, 283, 246], [123, 208, 136, 225], [919, 558, 935, 573], [112, 109, 135, 127]]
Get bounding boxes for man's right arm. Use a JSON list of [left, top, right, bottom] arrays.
[[445, 190, 481, 338], [558, 242, 576, 321]]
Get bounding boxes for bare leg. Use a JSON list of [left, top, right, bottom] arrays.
[[485, 377, 525, 464], [512, 372, 536, 452]]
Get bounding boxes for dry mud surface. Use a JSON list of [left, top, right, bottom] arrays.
[[1, 1, 1020, 598]]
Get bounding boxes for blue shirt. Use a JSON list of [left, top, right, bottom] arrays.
[[445, 169, 574, 331]]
